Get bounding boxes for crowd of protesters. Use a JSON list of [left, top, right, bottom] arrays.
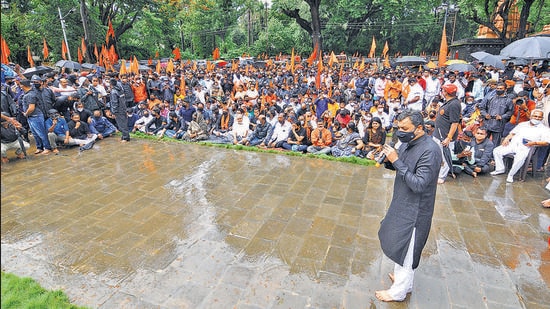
[[1, 57, 550, 195]]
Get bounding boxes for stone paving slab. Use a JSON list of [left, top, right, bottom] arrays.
[[1, 138, 550, 308]]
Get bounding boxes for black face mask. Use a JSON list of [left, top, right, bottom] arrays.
[[396, 129, 416, 143], [198, 108, 204, 112], [495, 90, 505, 96]]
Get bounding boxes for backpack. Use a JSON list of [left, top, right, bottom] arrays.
[[1, 89, 18, 117]]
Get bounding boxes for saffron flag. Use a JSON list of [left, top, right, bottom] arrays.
[[212, 47, 220, 60], [61, 40, 68, 60], [368, 36, 376, 58], [119, 59, 127, 75], [155, 51, 159, 59], [315, 50, 323, 89], [109, 45, 118, 63], [307, 42, 319, 67], [106, 19, 115, 43], [42, 38, 49, 60], [156, 60, 161, 74], [27, 45, 35, 67], [328, 51, 338, 67], [148, 58, 153, 66], [438, 25, 447, 67], [94, 43, 99, 61], [172, 47, 181, 61], [384, 55, 391, 68], [0, 35, 10, 64], [131, 56, 139, 74], [77, 46, 83, 64], [290, 48, 295, 74], [358, 58, 365, 72], [81, 37, 87, 55], [180, 74, 186, 97], [166, 59, 174, 73], [382, 41, 389, 58]]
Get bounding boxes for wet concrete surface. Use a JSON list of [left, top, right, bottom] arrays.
[[1, 138, 550, 308]]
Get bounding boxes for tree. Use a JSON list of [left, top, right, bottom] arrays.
[[459, 0, 542, 44], [280, 0, 323, 50]]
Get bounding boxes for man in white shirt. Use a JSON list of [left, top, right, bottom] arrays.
[[404, 77, 424, 111]]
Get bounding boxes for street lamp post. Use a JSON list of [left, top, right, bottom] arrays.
[[58, 6, 75, 62], [437, 2, 459, 44]]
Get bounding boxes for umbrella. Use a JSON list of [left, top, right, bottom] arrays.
[[500, 36, 550, 59], [1, 63, 17, 79], [113, 63, 150, 71], [394, 56, 427, 66], [470, 51, 505, 70], [447, 63, 476, 72], [81, 63, 105, 72], [505, 58, 529, 66], [445, 59, 468, 65], [55, 60, 81, 70], [22, 66, 54, 78]]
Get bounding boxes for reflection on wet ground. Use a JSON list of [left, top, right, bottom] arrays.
[[1, 138, 549, 308]]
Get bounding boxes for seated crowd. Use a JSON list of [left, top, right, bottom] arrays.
[[2, 58, 550, 184]]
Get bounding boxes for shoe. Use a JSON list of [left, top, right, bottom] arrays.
[[34, 149, 43, 155], [490, 170, 505, 176], [506, 176, 514, 183]]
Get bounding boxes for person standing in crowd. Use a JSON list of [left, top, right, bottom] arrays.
[[376, 109, 442, 302], [433, 84, 461, 184], [479, 82, 514, 146], [20, 79, 51, 155], [109, 78, 130, 142]]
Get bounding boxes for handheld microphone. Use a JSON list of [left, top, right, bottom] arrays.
[[375, 142, 395, 167]]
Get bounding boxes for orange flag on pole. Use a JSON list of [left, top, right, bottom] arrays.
[[212, 47, 220, 60], [315, 50, 323, 89], [148, 58, 153, 66], [77, 47, 83, 64], [94, 43, 99, 61], [307, 42, 319, 67], [382, 41, 389, 58], [119, 59, 127, 75], [156, 60, 161, 74], [172, 47, 181, 61], [106, 19, 115, 43], [180, 74, 186, 97], [438, 24, 448, 67], [81, 37, 87, 55], [166, 59, 174, 73], [61, 40, 68, 60], [155, 51, 159, 59], [109, 45, 118, 63], [368, 36, 376, 58], [384, 55, 391, 68], [0, 35, 10, 64], [42, 38, 49, 60], [131, 56, 139, 74], [290, 48, 295, 74], [27, 45, 35, 67]]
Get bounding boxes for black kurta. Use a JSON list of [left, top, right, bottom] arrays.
[[378, 134, 442, 269]]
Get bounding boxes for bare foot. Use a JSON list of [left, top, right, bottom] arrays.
[[388, 273, 394, 283], [437, 178, 445, 184], [375, 290, 400, 302], [542, 199, 550, 208], [472, 172, 477, 178]]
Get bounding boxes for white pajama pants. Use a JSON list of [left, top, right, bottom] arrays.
[[388, 228, 416, 301], [493, 144, 530, 178]]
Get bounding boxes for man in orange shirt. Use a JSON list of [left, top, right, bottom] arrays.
[[384, 76, 402, 102], [307, 120, 332, 154], [147, 93, 162, 110], [502, 90, 536, 137], [131, 76, 148, 105]]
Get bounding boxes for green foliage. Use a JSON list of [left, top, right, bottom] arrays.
[[1, 271, 88, 309]]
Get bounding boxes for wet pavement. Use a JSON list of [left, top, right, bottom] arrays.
[[1, 137, 550, 308]]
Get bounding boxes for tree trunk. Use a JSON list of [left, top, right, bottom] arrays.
[[517, 0, 535, 39], [308, 0, 322, 51]]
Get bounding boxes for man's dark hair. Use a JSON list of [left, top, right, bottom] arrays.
[[477, 126, 488, 134], [397, 109, 424, 129]]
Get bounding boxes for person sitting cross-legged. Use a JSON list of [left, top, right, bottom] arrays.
[[461, 127, 495, 177], [307, 120, 333, 155], [89, 109, 117, 140], [66, 112, 97, 150]]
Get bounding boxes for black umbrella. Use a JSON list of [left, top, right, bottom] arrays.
[[55, 60, 81, 70], [22, 66, 54, 78], [470, 51, 505, 70], [81, 63, 105, 72], [394, 56, 427, 66], [447, 63, 476, 72], [500, 36, 550, 59]]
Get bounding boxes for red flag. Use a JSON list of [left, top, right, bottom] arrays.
[[61, 40, 68, 60], [172, 47, 181, 61], [307, 42, 319, 66], [77, 47, 83, 64], [42, 38, 49, 60], [155, 51, 159, 58], [148, 58, 153, 66], [454, 50, 459, 59], [27, 45, 35, 67]]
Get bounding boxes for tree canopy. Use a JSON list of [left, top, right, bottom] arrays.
[[1, 0, 547, 66]]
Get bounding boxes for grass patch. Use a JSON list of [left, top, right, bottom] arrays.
[[1, 271, 88, 309], [130, 132, 377, 166]]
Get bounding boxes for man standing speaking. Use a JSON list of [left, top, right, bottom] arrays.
[[376, 109, 442, 302]]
